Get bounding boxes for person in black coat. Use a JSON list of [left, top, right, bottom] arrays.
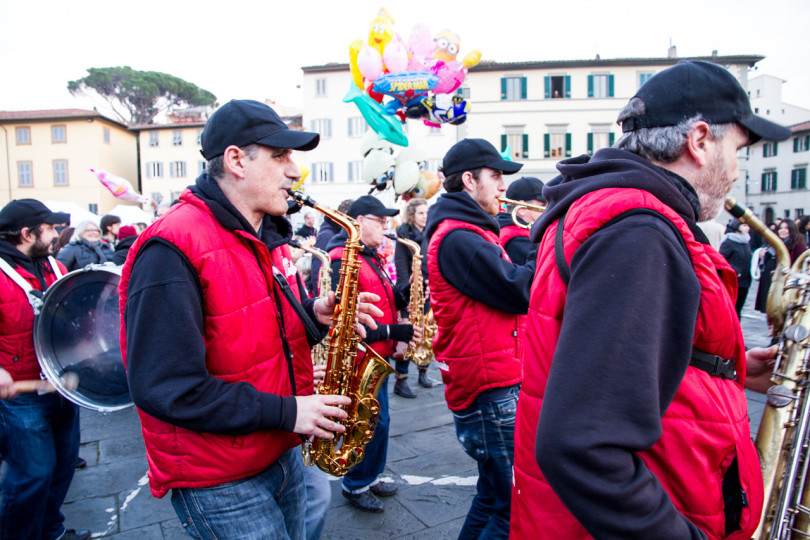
[[56, 220, 114, 271], [308, 199, 353, 295], [719, 219, 752, 317], [111, 225, 138, 265]]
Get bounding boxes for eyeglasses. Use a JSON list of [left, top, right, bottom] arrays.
[[84, 228, 101, 233], [363, 215, 388, 226]]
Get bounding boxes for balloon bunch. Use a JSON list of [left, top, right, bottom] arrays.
[[346, 8, 481, 146], [360, 131, 441, 200]]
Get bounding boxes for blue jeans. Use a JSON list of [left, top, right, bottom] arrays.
[[0, 392, 80, 540], [170, 447, 306, 540], [452, 385, 518, 540], [302, 458, 330, 540], [342, 381, 389, 493], [394, 359, 410, 377]]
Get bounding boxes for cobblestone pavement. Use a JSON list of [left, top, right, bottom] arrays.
[[55, 281, 773, 539]]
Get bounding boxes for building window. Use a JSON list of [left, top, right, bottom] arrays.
[[51, 125, 66, 143], [348, 161, 363, 182], [146, 162, 163, 179], [501, 76, 527, 101], [315, 78, 327, 96], [172, 130, 183, 146], [149, 132, 159, 147], [198, 161, 207, 175], [762, 171, 777, 192], [639, 72, 654, 88], [544, 75, 570, 99], [169, 161, 187, 178], [88, 203, 98, 214], [456, 87, 470, 99], [763, 142, 778, 157], [501, 131, 528, 159], [544, 130, 571, 158], [310, 119, 332, 138], [311, 162, 333, 183], [53, 160, 68, 186], [791, 167, 807, 190], [796, 208, 805, 218], [425, 159, 441, 172], [347, 117, 368, 138], [794, 135, 810, 153], [103, 127, 111, 144], [18, 162, 32, 187], [428, 125, 442, 135], [587, 129, 615, 155], [16, 127, 31, 145], [196, 129, 203, 145], [588, 74, 614, 98]]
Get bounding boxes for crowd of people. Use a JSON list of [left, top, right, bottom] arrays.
[[0, 59, 802, 540]]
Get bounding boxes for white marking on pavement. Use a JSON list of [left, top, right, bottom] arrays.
[[95, 473, 149, 538], [402, 474, 478, 486]]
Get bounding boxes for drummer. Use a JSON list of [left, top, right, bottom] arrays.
[[0, 199, 90, 540]]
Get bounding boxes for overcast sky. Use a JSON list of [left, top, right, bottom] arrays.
[[2, 0, 808, 116]]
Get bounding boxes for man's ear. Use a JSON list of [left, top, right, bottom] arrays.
[[460, 171, 476, 191], [684, 121, 712, 168], [223, 146, 246, 179]]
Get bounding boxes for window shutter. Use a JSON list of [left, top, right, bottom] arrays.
[[544, 76, 550, 99], [520, 77, 527, 99], [501, 77, 507, 100], [609, 132, 615, 146], [565, 133, 572, 157], [587, 133, 593, 154], [761, 173, 767, 191], [774, 171, 778, 190], [501, 134, 507, 152], [806, 135, 810, 149], [564, 76, 571, 98], [774, 142, 779, 156], [763, 146, 767, 158], [803, 168, 808, 188], [608, 74, 615, 97], [329, 163, 334, 182], [544, 134, 550, 158], [587, 75, 594, 98], [795, 138, 800, 152], [522, 134, 529, 158]]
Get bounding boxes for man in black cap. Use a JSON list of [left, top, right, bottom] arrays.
[[119, 99, 383, 538], [511, 60, 786, 539], [424, 138, 536, 538], [0, 199, 89, 540], [325, 195, 421, 513], [496, 176, 545, 265]]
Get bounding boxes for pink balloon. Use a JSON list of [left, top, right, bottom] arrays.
[[357, 46, 383, 81], [383, 41, 408, 73], [433, 62, 466, 94]]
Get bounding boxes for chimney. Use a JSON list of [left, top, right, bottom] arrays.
[[712, 50, 718, 57], [668, 44, 677, 58]]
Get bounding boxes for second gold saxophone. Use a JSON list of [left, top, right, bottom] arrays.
[[287, 190, 395, 477]]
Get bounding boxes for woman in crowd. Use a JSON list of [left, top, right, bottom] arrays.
[[779, 219, 809, 262], [719, 219, 753, 318], [56, 221, 114, 271]]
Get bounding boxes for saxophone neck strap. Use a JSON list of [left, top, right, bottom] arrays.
[[0, 256, 61, 315]]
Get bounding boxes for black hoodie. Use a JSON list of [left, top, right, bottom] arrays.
[[529, 149, 709, 539], [424, 191, 535, 314], [0, 239, 53, 291], [124, 174, 322, 437]]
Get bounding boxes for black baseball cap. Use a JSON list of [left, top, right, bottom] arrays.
[[506, 176, 545, 202], [0, 199, 70, 231], [620, 60, 791, 144], [200, 99, 320, 160], [346, 196, 400, 219], [442, 138, 523, 176]]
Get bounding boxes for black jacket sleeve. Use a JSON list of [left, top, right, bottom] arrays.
[[504, 236, 532, 266], [534, 214, 706, 539], [124, 241, 297, 436], [437, 229, 534, 314]]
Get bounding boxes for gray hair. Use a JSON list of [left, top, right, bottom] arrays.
[[615, 98, 733, 163], [206, 144, 261, 181], [71, 220, 99, 242]]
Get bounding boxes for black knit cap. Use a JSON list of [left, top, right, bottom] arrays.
[[620, 60, 791, 144], [0, 199, 69, 232], [200, 99, 320, 160]]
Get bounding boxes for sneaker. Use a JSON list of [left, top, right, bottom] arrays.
[[394, 379, 416, 398], [342, 489, 384, 513], [417, 370, 435, 388], [61, 529, 91, 540], [370, 481, 398, 497], [75, 457, 87, 470]]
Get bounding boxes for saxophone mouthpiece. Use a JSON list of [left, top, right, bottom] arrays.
[[384, 234, 397, 241], [289, 238, 302, 249]]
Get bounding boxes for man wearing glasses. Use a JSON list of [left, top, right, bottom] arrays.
[[325, 195, 422, 513]]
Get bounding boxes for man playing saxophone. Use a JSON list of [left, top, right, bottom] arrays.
[[511, 61, 789, 539], [120, 100, 384, 540]]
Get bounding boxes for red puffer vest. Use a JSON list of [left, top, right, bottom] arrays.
[[0, 258, 65, 381], [499, 223, 529, 248], [427, 219, 524, 411], [119, 190, 313, 498], [328, 246, 396, 358], [511, 188, 762, 539]]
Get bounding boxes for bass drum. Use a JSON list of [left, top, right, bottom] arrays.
[[33, 264, 132, 412]]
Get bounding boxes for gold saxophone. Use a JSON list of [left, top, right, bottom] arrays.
[[290, 238, 331, 367], [726, 197, 810, 539], [287, 190, 395, 477], [390, 235, 436, 367], [497, 196, 546, 230]]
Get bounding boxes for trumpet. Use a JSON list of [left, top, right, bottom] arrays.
[[497, 197, 546, 229]]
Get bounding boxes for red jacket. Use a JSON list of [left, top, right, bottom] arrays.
[[499, 223, 529, 247], [328, 246, 396, 358], [0, 256, 65, 382], [427, 218, 523, 411], [119, 191, 313, 498], [511, 188, 762, 539]]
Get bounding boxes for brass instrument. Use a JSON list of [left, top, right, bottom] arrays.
[[290, 239, 331, 367], [497, 196, 546, 230], [726, 197, 810, 539], [287, 190, 395, 477], [388, 235, 436, 367]]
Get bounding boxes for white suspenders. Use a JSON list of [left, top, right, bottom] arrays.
[[0, 256, 63, 315]]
